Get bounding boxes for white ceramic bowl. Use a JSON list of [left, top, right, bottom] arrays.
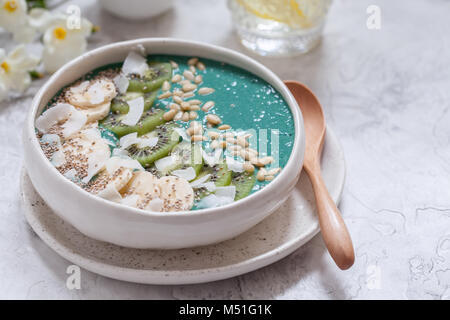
[[22, 38, 305, 249], [97, 0, 174, 20]]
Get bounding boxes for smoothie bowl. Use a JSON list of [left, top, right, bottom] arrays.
[[23, 39, 304, 249]]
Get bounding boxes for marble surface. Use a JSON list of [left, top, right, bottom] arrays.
[[1, 0, 450, 299]]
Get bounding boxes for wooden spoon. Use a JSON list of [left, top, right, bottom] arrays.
[[285, 81, 355, 270]]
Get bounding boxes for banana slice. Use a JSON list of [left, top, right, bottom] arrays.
[[158, 176, 194, 212], [89, 156, 144, 201], [121, 171, 162, 211], [66, 78, 117, 109], [119, 172, 194, 212], [61, 127, 111, 183], [80, 101, 111, 123]]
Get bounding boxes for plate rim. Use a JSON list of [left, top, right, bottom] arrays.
[[21, 127, 345, 285]]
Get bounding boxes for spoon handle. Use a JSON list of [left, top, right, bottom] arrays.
[[306, 163, 355, 270]]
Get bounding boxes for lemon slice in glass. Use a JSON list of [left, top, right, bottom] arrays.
[[237, 0, 311, 28]]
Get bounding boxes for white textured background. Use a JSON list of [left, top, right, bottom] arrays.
[[1, 0, 450, 299]]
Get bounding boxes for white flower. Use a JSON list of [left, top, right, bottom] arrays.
[[41, 14, 93, 73], [0, 0, 36, 42], [0, 45, 40, 97]]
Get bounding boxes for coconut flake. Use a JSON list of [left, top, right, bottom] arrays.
[[112, 148, 129, 157], [145, 197, 164, 212], [154, 155, 175, 172], [172, 167, 196, 181], [61, 108, 87, 138], [202, 182, 216, 192], [173, 127, 189, 142], [97, 185, 122, 203], [121, 194, 140, 208], [202, 149, 222, 167], [81, 126, 102, 141], [119, 132, 139, 149], [41, 134, 66, 167], [138, 136, 158, 148], [122, 51, 149, 77], [226, 156, 244, 173], [196, 194, 234, 209], [120, 96, 144, 126], [113, 74, 129, 94], [63, 168, 78, 181], [35, 103, 87, 138], [215, 186, 236, 199], [190, 173, 211, 188], [105, 156, 144, 175]]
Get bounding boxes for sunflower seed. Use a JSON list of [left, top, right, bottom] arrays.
[[183, 70, 195, 81], [236, 136, 249, 147], [260, 156, 274, 165], [170, 60, 178, 69], [158, 91, 172, 99], [256, 170, 266, 181], [173, 89, 183, 96], [206, 114, 221, 125], [163, 109, 177, 121], [207, 131, 220, 140], [188, 57, 199, 66], [196, 62, 206, 70], [182, 83, 197, 92], [194, 75, 203, 84], [182, 111, 190, 122], [183, 92, 195, 98], [243, 162, 255, 174], [198, 87, 215, 95], [267, 167, 281, 175], [189, 65, 196, 74], [189, 104, 200, 111], [171, 74, 182, 83], [189, 111, 198, 120], [180, 101, 191, 111], [173, 95, 183, 104], [188, 99, 202, 105], [169, 103, 180, 111], [174, 111, 183, 121], [202, 101, 215, 112]]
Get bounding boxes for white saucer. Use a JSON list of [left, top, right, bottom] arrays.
[[21, 127, 345, 285]]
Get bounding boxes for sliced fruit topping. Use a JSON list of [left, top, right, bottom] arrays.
[[66, 78, 117, 108], [121, 171, 163, 211], [231, 171, 256, 201], [154, 142, 203, 177], [158, 176, 194, 211], [120, 171, 194, 212], [127, 62, 172, 93], [36, 103, 87, 138], [60, 126, 111, 183], [111, 91, 158, 114], [100, 107, 166, 137], [125, 124, 180, 167]]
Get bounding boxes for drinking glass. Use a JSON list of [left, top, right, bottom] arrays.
[[228, 0, 332, 56]]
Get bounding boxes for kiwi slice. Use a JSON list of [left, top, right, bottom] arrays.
[[193, 162, 232, 199], [157, 142, 203, 176], [127, 62, 172, 93], [231, 171, 256, 201], [111, 91, 158, 114], [100, 108, 165, 137], [126, 124, 180, 167]]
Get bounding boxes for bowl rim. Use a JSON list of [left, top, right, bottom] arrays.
[[26, 38, 304, 218]]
